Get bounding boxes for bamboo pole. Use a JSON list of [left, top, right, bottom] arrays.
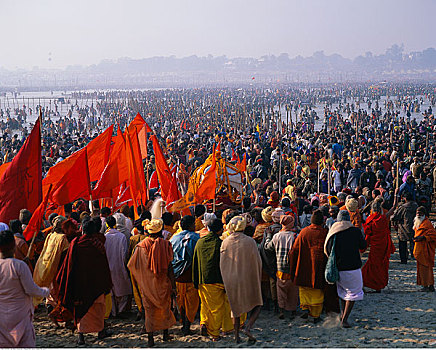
[[317, 160, 320, 194]]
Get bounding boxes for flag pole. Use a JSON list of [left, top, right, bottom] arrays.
[[26, 184, 53, 259], [26, 229, 38, 259]]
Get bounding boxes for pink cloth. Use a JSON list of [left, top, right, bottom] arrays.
[[104, 229, 132, 307], [0, 258, 49, 347]]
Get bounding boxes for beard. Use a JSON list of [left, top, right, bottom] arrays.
[[413, 215, 425, 231]]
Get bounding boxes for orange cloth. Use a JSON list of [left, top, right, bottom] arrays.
[[77, 294, 105, 333], [142, 236, 173, 275], [339, 205, 362, 229], [361, 213, 395, 290], [176, 282, 200, 323], [127, 237, 176, 332], [413, 218, 436, 286]]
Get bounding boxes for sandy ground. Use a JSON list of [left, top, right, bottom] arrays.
[[33, 240, 436, 348]]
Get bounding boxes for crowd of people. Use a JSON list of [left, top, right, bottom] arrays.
[[0, 83, 436, 347]]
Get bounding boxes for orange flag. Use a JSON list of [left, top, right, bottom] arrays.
[[93, 128, 129, 199], [0, 162, 10, 178], [128, 127, 148, 202], [0, 119, 42, 223], [237, 153, 247, 172], [130, 117, 152, 160], [127, 113, 146, 133], [195, 146, 217, 202], [87, 125, 114, 182], [150, 134, 172, 200], [48, 148, 91, 206], [137, 126, 148, 160], [23, 184, 53, 241], [144, 121, 153, 133], [125, 128, 146, 217]]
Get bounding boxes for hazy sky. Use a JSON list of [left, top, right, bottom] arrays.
[[1, 0, 435, 69]]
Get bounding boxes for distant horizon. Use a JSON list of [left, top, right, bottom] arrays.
[[2, 44, 435, 72], [1, 0, 435, 70]]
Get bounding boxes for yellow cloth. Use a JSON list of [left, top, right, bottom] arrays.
[[128, 234, 146, 312], [299, 286, 324, 318], [195, 217, 204, 231], [198, 283, 246, 337], [284, 185, 296, 201], [176, 282, 200, 323], [33, 232, 69, 306], [276, 271, 291, 280], [105, 293, 112, 319]]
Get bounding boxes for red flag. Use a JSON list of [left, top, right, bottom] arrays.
[[23, 184, 52, 241], [48, 148, 91, 206], [195, 145, 217, 202], [0, 162, 10, 178], [0, 119, 42, 223], [216, 140, 221, 154], [150, 135, 172, 200], [113, 182, 133, 211], [231, 149, 237, 162], [165, 169, 181, 211], [149, 170, 159, 189], [87, 125, 113, 182]]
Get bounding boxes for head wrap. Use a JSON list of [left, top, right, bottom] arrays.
[[280, 215, 295, 231], [113, 212, 130, 236], [261, 206, 274, 223], [53, 216, 67, 232], [328, 196, 339, 206], [337, 210, 351, 222], [142, 219, 163, 234], [0, 223, 9, 232], [228, 216, 247, 233], [202, 213, 217, 229], [345, 198, 358, 212], [270, 191, 279, 202], [272, 208, 285, 223]]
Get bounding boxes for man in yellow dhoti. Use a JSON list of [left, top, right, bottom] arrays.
[[33, 216, 69, 308], [193, 218, 233, 340], [288, 210, 328, 323]]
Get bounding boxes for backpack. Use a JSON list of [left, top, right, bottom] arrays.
[[325, 235, 339, 284]]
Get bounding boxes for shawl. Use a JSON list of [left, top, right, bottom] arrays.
[[324, 221, 354, 255], [288, 224, 328, 289], [220, 231, 263, 317], [192, 232, 223, 288], [56, 234, 112, 323], [142, 236, 173, 275]]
